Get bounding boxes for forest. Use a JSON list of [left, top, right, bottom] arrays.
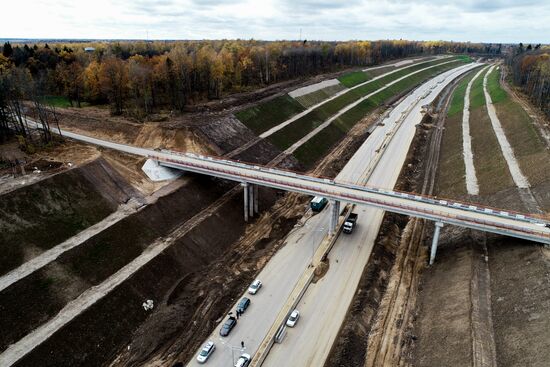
[[507, 44, 550, 118], [0, 39, 502, 144]]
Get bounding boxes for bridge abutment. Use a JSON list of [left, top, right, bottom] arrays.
[[429, 221, 444, 265]]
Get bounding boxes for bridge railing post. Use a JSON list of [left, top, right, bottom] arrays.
[[429, 221, 444, 265]]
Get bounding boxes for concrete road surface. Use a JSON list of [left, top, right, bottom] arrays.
[[187, 62, 480, 367], [262, 63, 481, 367]]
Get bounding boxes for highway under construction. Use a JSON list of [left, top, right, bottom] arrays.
[[2, 54, 549, 367]]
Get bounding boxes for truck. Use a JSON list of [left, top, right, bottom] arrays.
[[310, 196, 328, 212], [343, 213, 358, 234]]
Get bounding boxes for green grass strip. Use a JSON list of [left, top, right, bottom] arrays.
[[338, 71, 372, 88], [235, 95, 305, 135], [268, 57, 464, 150], [486, 66, 508, 104], [292, 59, 471, 167]]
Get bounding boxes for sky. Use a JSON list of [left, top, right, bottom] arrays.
[[1, 0, 548, 43]]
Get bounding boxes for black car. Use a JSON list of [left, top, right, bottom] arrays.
[[237, 297, 251, 314], [220, 316, 237, 337]]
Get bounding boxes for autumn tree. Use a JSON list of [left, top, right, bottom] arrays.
[[99, 57, 128, 115]]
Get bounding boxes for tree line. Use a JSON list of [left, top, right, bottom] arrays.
[[0, 39, 499, 121], [506, 44, 549, 117]]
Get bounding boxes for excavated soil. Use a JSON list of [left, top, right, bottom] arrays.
[[410, 65, 550, 367], [0, 158, 135, 276]]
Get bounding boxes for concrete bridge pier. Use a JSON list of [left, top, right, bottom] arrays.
[[242, 182, 250, 222], [429, 221, 444, 265], [242, 182, 259, 221], [248, 183, 254, 218], [253, 184, 259, 214], [330, 200, 341, 234]]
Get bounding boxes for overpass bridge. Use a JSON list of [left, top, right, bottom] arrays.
[[150, 151, 550, 258], [23, 118, 550, 264]]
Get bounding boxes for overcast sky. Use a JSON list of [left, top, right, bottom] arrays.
[[1, 0, 548, 43]]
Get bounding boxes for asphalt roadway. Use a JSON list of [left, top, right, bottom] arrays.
[[187, 62, 480, 367]]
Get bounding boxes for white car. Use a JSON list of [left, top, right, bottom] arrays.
[[248, 279, 262, 295], [196, 341, 215, 363], [286, 309, 300, 327], [235, 353, 251, 367]]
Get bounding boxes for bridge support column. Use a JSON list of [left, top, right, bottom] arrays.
[[242, 182, 249, 222], [253, 184, 259, 214], [429, 222, 444, 265], [330, 200, 341, 234], [248, 183, 254, 218]]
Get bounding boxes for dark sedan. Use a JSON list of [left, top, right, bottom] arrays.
[[220, 316, 237, 337], [237, 297, 251, 314]]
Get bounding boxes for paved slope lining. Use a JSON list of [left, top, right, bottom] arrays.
[[462, 65, 490, 195], [483, 65, 530, 189]]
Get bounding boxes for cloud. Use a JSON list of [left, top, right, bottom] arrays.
[[0, 0, 549, 43]]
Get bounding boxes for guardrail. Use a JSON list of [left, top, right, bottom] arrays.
[[153, 154, 550, 244], [155, 151, 548, 225]]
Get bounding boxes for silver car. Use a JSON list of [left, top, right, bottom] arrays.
[[234, 353, 251, 367], [286, 309, 300, 327], [248, 279, 262, 294], [196, 341, 215, 363]]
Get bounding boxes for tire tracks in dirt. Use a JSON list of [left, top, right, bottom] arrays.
[[365, 70, 497, 367]]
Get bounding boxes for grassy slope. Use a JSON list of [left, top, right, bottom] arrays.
[[294, 84, 346, 108], [235, 95, 305, 135], [468, 67, 514, 194], [269, 57, 464, 151], [338, 71, 371, 88], [436, 70, 479, 197], [293, 58, 469, 168], [487, 67, 550, 186]]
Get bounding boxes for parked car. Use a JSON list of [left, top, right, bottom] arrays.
[[220, 316, 237, 336], [196, 341, 215, 363], [286, 309, 300, 327], [248, 279, 262, 294], [237, 297, 251, 314], [234, 353, 251, 367]]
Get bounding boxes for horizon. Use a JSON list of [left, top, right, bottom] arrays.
[[1, 0, 549, 44]]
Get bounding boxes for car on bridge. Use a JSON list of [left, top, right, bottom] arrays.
[[220, 316, 237, 337]]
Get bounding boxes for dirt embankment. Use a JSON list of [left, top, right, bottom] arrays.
[[0, 158, 135, 276], [410, 65, 550, 367]]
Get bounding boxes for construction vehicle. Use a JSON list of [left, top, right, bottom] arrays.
[[343, 213, 358, 234]]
